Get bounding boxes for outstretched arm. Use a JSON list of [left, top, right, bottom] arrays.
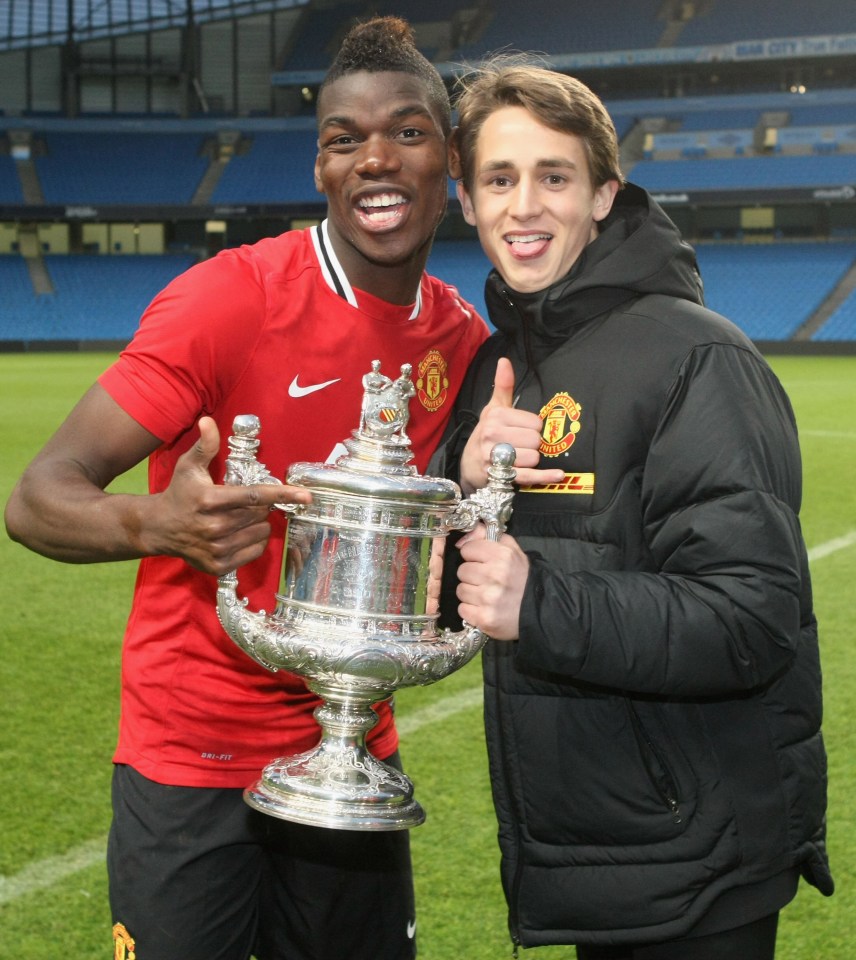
[[4, 383, 310, 574]]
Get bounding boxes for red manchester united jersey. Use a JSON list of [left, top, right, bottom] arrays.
[[99, 222, 489, 787]]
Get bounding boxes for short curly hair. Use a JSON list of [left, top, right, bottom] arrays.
[[319, 17, 451, 135]]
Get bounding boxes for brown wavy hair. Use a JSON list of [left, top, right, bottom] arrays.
[[453, 58, 624, 193]]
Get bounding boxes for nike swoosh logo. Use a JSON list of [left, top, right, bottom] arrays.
[[288, 375, 341, 398], [406, 919, 417, 939]]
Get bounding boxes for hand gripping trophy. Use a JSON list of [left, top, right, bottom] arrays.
[[216, 361, 515, 831]]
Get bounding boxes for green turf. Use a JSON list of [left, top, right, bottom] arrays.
[[1, 352, 853, 958]]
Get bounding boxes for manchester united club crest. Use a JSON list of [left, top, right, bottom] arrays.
[[416, 350, 449, 412], [113, 923, 136, 960], [539, 392, 582, 457]]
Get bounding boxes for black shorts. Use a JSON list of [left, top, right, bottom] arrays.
[[107, 762, 417, 960]]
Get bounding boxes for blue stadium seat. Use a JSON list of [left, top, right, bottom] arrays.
[[427, 240, 493, 325], [428, 240, 856, 342], [812, 289, 856, 340], [677, 109, 764, 132], [455, 0, 664, 59], [0, 254, 197, 342], [36, 132, 209, 204], [5, 241, 855, 344], [676, 0, 856, 44], [280, 1, 365, 71], [211, 130, 319, 204], [0, 156, 25, 202], [630, 154, 856, 191], [695, 242, 856, 340]]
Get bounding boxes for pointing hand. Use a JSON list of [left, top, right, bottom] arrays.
[[149, 417, 311, 575]]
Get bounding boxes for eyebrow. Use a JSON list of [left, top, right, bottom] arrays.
[[319, 103, 435, 133], [479, 157, 579, 173]]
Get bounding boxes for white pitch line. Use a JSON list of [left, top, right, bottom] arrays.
[[808, 529, 856, 562], [3, 528, 854, 906], [0, 687, 485, 906], [800, 430, 856, 440], [396, 684, 483, 737], [0, 837, 106, 906]]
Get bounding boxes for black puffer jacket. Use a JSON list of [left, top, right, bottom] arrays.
[[435, 184, 833, 948]]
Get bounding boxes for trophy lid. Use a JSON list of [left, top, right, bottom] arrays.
[[286, 361, 461, 505]]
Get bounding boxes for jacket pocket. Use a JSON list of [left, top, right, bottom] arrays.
[[625, 699, 684, 826], [495, 689, 697, 848]]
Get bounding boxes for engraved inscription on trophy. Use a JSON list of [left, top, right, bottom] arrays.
[[216, 361, 516, 831]]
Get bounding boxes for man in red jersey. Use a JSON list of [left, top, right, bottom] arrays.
[[5, 18, 492, 960]]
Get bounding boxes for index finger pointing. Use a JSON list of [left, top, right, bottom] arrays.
[[219, 482, 312, 510]]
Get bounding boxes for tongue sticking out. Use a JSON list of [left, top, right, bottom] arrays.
[[507, 234, 550, 260]]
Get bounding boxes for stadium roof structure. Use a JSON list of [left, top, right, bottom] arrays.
[[0, 0, 308, 51]]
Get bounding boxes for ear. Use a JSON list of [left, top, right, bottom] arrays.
[[447, 127, 464, 181], [593, 179, 620, 222], [456, 180, 477, 227], [314, 151, 324, 196]]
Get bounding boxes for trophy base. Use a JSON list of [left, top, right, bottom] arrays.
[[243, 746, 426, 831]]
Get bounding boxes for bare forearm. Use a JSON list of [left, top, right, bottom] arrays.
[[6, 389, 311, 574], [5, 463, 155, 564], [6, 427, 311, 574]]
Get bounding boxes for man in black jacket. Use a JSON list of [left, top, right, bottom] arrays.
[[436, 60, 833, 959]]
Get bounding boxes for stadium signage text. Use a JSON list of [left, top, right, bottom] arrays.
[[651, 185, 856, 206], [65, 206, 99, 219], [535, 33, 856, 74], [812, 186, 856, 201]]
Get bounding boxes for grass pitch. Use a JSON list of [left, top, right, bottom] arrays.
[[0, 352, 853, 958]]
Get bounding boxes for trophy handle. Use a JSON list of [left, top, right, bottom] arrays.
[[437, 442, 517, 660], [444, 442, 516, 543], [216, 415, 303, 672], [221, 414, 293, 493]]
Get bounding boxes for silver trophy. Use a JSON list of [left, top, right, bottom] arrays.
[[216, 361, 515, 831]]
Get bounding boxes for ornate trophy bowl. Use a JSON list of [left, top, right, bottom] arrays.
[[216, 361, 515, 831]]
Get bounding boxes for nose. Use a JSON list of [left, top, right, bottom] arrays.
[[508, 175, 541, 220], [355, 134, 402, 177]]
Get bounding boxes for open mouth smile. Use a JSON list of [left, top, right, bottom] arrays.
[[356, 192, 410, 229]]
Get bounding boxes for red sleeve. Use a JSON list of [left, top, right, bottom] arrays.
[[99, 251, 267, 444]]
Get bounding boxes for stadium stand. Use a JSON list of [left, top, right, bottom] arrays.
[[281, 1, 380, 71], [210, 129, 319, 205], [676, 0, 856, 45], [453, 0, 666, 59], [427, 240, 493, 325], [1, 0, 855, 348], [1, 254, 196, 343], [8, 237, 851, 347], [0, 155, 25, 202], [425, 238, 856, 343], [813, 290, 856, 340], [630, 154, 856, 192], [694, 242, 856, 340], [675, 109, 766, 132], [36, 132, 209, 205]]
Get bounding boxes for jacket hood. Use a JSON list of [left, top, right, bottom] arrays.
[[484, 183, 704, 341]]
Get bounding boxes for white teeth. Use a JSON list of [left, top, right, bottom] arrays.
[[507, 234, 550, 244], [360, 193, 406, 209]]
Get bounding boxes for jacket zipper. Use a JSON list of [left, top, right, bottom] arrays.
[[488, 644, 526, 953], [625, 700, 683, 824]]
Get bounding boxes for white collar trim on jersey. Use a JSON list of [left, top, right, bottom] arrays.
[[311, 219, 422, 320]]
